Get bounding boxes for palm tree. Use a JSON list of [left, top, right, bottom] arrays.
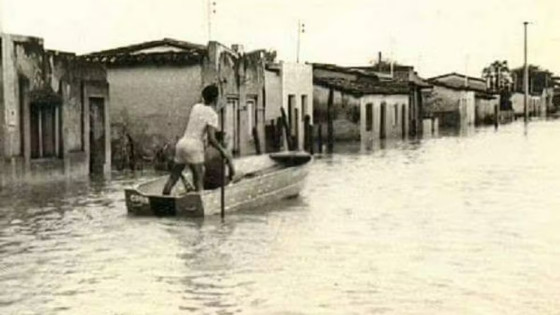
[[482, 60, 514, 111], [482, 60, 512, 93]]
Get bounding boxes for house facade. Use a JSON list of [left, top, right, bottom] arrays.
[[511, 92, 544, 118], [511, 66, 555, 114], [426, 73, 497, 128], [474, 93, 500, 125], [0, 33, 111, 187], [348, 64, 432, 137], [312, 69, 410, 149], [359, 93, 409, 149], [264, 62, 313, 151], [312, 63, 380, 142], [85, 39, 272, 169]]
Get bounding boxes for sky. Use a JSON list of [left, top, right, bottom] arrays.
[[1, 0, 559, 78]]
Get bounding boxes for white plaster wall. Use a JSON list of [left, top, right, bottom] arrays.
[[107, 65, 202, 148], [1, 34, 19, 157], [360, 94, 409, 148], [511, 92, 541, 116], [264, 69, 282, 121], [280, 62, 313, 150]]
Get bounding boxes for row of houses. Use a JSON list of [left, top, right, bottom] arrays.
[[0, 34, 315, 186], [1, 33, 558, 186]]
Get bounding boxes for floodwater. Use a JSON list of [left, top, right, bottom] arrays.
[[2, 120, 560, 315]]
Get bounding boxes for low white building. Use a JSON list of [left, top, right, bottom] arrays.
[[511, 92, 546, 118], [265, 62, 313, 151], [312, 76, 410, 149], [360, 93, 410, 147], [426, 73, 490, 128]]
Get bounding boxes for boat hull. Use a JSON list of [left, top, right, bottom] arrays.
[[125, 152, 311, 217]]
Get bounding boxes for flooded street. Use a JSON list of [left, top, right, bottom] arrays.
[[2, 120, 560, 314]]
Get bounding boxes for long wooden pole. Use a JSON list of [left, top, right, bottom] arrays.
[[220, 106, 225, 219], [297, 20, 301, 63], [523, 21, 529, 123], [327, 88, 334, 153], [280, 107, 293, 150]]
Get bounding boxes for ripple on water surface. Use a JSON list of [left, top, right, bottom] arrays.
[[1, 121, 560, 314]]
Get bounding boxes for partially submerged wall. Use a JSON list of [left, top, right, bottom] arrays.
[[0, 33, 110, 187]]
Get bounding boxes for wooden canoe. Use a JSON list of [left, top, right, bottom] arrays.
[[124, 151, 312, 217]]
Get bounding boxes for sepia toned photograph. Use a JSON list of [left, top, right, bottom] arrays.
[[1, 0, 559, 314]]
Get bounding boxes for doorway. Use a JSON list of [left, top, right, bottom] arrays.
[[380, 102, 387, 139], [89, 97, 106, 174], [401, 104, 406, 138]]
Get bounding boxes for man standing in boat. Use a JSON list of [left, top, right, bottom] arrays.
[[162, 84, 235, 195]]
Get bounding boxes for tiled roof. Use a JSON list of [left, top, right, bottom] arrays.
[[428, 72, 486, 83], [82, 38, 207, 66], [352, 64, 414, 72], [428, 72, 488, 93], [314, 77, 409, 96], [312, 63, 380, 79], [85, 38, 206, 56], [410, 72, 432, 88]]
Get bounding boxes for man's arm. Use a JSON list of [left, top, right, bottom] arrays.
[[206, 125, 235, 179]]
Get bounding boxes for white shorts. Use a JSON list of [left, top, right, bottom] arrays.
[[174, 137, 205, 164]]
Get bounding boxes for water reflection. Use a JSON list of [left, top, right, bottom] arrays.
[[2, 120, 560, 314]]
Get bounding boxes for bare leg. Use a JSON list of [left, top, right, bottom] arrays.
[[189, 163, 205, 192], [162, 163, 186, 195]]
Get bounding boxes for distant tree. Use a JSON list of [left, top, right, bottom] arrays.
[[263, 50, 277, 63], [482, 60, 513, 110], [511, 65, 554, 94], [482, 60, 513, 93]]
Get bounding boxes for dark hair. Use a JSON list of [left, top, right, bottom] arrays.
[[202, 85, 219, 103]]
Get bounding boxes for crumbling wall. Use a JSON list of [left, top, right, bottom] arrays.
[[203, 42, 267, 156], [49, 52, 107, 153], [313, 85, 360, 141], [1, 34, 110, 187], [107, 64, 202, 170]]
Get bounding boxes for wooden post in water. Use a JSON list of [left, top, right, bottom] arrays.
[[327, 88, 334, 153], [275, 117, 283, 151], [220, 106, 225, 219], [303, 114, 311, 153], [252, 126, 262, 154], [309, 124, 314, 155], [317, 124, 323, 154], [494, 104, 499, 129], [280, 107, 293, 151]]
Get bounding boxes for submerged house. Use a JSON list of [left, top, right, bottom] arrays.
[[312, 63, 410, 149], [0, 33, 111, 187], [510, 66, 554, 117], [426, 73, 497, 128], [84, 38, 274, 168], [347, 63, 432, 137]]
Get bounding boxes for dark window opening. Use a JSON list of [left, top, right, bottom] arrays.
[[30, 103, 60, 159], [366, 103, 373, 131]]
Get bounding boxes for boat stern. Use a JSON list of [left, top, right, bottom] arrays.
[[125, 188, 205, 217]]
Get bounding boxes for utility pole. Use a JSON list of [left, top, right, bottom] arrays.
[[207, 0, 217, 41], [523, 21, 529, 123], [0, 0, 4, 33], [297, 20, 305, 63]]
